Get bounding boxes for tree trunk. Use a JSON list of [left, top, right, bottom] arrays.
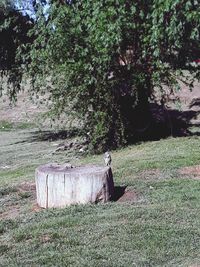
[[35, 163, 114, 208]]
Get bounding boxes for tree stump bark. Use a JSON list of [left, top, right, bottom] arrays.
[[35, 163, 114, 208]]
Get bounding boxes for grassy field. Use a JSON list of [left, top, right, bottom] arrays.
[[1, 119, 200, 266]]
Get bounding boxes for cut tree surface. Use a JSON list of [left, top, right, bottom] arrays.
[[35, 163, 114, 208]]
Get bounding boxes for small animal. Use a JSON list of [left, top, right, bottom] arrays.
[[104, 151, 112, 166]]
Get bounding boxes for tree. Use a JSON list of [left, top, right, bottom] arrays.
[[0, 0, 34, 99], [1, 0, 200, 151]]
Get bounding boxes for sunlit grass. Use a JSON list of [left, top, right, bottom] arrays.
[[1, 128, 200, 266]]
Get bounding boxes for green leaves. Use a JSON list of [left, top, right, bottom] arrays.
[[1, 0, 200, 151]]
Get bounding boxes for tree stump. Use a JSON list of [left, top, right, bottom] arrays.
[[35, 163, 114, 208]]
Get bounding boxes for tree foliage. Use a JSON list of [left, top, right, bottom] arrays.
[[1, 0, 200, 151], [0, 0, 33, 99]]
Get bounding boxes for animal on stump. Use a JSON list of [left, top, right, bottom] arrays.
[[104, 152, 112, 166]]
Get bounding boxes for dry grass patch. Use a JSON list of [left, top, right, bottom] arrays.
[[179, 165, 200, 178]]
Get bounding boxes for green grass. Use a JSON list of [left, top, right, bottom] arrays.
[[1, 128, 200, 266], [0, 120, 35, 131], [0, 120, 13, 131]]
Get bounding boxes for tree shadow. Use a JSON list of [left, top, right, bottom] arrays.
[[130, 102, 200, 142], [112, 186, 127, 201], [29, 127, 81, 142], [13, 127, 83, 144], [189, 98, 200, 108]]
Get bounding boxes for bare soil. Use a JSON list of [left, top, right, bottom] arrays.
[[0, 205, 21, 219], [0, 91, 46, 124], [117, 189, 139, 202], [177, 80, 200, 106], [0, 181, 41, 220], [179, 165, 200, 178], [17, 181, 36, 192]]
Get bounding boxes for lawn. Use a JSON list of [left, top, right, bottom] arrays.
[[1, 123, 200, 266]]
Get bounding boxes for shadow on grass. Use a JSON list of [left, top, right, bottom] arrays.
[[30, 128, 81, 142], [14, 127, 83, 144], [112, 186, 127, 201], [129, 103, 200, 143]]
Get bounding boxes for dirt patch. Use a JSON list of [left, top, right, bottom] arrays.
[[0, 182, 39, 220], [17, 182, 36, 201], [40, 234, 52, 243], [174, 80, 200, 110], [0, 91, 46, 124], [17, 182, 42, 213], [117, 189, 139, 203], [0, 205, 21, 220], [17, 182, 36, 192], [179, 165, 200, 178], [31, 203, 42, 212]]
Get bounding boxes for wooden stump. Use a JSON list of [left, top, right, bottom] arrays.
[[35, 163, 114, 208]]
